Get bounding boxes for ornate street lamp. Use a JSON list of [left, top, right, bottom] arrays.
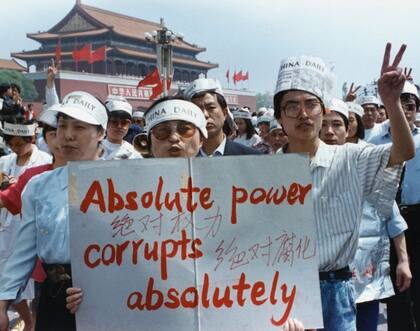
[[144, 18, 183, 96]]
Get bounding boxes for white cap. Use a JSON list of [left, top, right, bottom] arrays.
[[37, 103, 62, 128], [326, 98, 349, 119], [357, 94, 380, 107], [105, 95, 133, 117], [232, 108, 252, 120], [1, 122, 37, 136], [257, 107, 267, 116], [145, 99, 207, 139], [257, 114, 273, 125], [269, 119, 283, 133], [274, 55, 334, 105], [60, 91, 108, 130], [132, 111, 144, 119], [346, 102, 364, 118], [401, 81, 419, 101], [183, 78, 224, 99]]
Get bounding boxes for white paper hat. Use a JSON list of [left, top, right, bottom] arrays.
[[401, 81, 419, 101], [1, 122, 37, 136], [132, 111, 144, 119], [346, 102, 364, 118], [105, 95, 133, 117], [60, 91, 108, 130], [269, 119, 283, 132], [326, 98, 349, 119], [183, 78, 224, 99], [37, 103, 62, 128], [257, 107, 267, 116], [257, 114, 273, 125], [274, 55, 334, 105], [145, 99, 208, 139], [232, 108, 252, 120], [357, 94, 380, 107]]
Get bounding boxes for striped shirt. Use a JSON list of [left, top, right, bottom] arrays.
[[278, 141, 402, 271]]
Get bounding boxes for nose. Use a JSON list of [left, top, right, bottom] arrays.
[[325, 124, 334, 136], [202, 108, 210, 119], [167, 129, 180, 143], [64, 126, 75, 141]]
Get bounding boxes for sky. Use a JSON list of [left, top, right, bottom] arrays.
[[2, 0, 420, 96]]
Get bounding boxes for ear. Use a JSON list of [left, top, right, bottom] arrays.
[[199, 134, 204, 149], [222, 107, 228, 119], [98, 128, 106, 141]]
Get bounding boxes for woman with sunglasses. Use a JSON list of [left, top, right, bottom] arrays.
[[101, 95, 143, 160]]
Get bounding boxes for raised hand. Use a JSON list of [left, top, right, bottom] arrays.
[[378, 43, 407, 107], [404, 67, 413, 82], [345, 82, 361, 102], [47, 63, 58, 88]]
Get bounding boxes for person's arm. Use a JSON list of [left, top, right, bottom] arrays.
[[377, 43, 415, 166], [393, 233, 412, 292], [0, 300, 11, 331], [45, 65, 59, 107]]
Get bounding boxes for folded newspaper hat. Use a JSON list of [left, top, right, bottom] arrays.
[[183, 78, 224, 99], [105, 95, 133, 117], [326, 98, 349, 119], [37, 103, 63, 128], [232, 107, 252, 120], [132, 111, 144, 119], [346, 102, 364, 118], [1, 122, 37, 136], [145, 99, 207, 138], [274, 55, 334, 105], [257, 114, 273, 125], [357, 94, 380, 107], [269, 119, 283, 132], [401, 81, 419, 102], [60, 91, 108, 130]]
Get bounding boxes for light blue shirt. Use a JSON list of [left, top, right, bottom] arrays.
[[0, 166, 69, 301], [370, 127, 420, 205]]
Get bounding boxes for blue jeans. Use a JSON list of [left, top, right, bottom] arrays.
[[318, 279, 356, 331]]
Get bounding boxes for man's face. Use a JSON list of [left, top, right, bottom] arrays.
[[133, 118, 145, 128], [320, 111, 348, 146], [376, 107, 387, 123], [192, 93, 227, 139], [269, 128, 288, 152], [362, 104, 379, 129], [57, 116, 104, 161], [7, 136, 32, 156], [400, 95, 418, 128], [278, 91, 323, 144], [107, 115, 131, 143]]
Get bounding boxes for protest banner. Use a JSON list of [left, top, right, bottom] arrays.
[[69, 154, 323, 330]]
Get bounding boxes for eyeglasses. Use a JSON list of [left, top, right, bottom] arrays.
[[151, 121, 197, 140], [108, 118, 131, 127], [402, 103, 417, 112], [282, 100, 322, 118]]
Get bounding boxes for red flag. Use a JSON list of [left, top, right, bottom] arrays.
[[89, 46, 106, 64], [55, 38, 61, 66], [72, 43, 92, 62], [226, 69, 230, 83], [234, 70, 243, 84], [243, 71, 249, 81], [137, 68, 163, 100]]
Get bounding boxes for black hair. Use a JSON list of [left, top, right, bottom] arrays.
[[107, 110, 132, 121], [355, 113, 365, 140], [10, 83, 21, 94], [2, 118, 35, 145], [42, 124, 57, 141], [191, 91, 227, 109], [401, 93, 419, 109], [0, 83, 11, 96], [236, 117, 256, 140], [56, 113, 103, 133]]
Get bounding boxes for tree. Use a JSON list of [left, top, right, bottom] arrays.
[[256, 91, 273, 109], [0, 69, 38, 101]]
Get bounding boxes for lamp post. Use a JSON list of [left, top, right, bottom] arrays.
[[144, 18, 183, 97]]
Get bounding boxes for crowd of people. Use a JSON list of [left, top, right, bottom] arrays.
[[0, 41, 418, 331]]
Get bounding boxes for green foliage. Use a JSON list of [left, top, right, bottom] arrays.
[[0, 69, 38, 101], [256, 91, 273, 109]]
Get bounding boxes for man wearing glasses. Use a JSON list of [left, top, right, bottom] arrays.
[[273, 44, 415, 330], [101, 96, 143, 160], [370, 81, 420, 331]]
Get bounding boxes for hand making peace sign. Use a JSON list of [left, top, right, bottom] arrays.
[[345, 82, 361, 102], [378, 43, 407, 106]]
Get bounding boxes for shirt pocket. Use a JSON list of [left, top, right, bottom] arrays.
[[318, 191, 356, 237]]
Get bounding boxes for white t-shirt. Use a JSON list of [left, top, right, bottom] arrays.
[[101, 139, 143, 160]]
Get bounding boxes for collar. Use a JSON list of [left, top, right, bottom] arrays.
[[277, 140, 334, 169], [199, 136, 226, 157]]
